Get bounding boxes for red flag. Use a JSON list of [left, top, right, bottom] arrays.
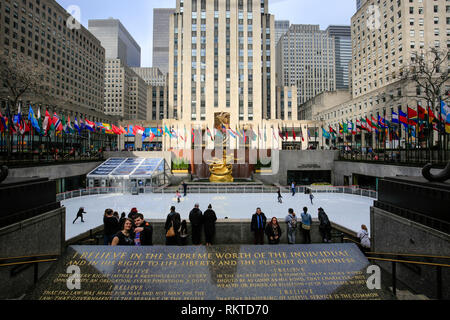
[[407, 106, 418, 125], [149, 132, 155, 142], [418, 105, 427, 120], [292, 127, 296, 140]]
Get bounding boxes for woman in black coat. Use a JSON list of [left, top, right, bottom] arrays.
[[203, 204, 217, 246], [265, 217, 282, 245]]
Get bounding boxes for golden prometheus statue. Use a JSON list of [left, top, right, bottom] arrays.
[[207, 149, 235, 183], [207, 115, 236, 183]]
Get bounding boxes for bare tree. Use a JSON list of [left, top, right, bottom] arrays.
[[0, 54, 50, 157]]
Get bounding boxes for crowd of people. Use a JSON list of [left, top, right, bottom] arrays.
[[95, 203, 370, 251]]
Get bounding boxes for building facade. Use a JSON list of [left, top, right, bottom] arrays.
[[274, 20, 290, 45], [153, 8, 176, 75], [88, 18, 141, 68], [168, 0, 277, 127], [327, 25, 352, 90], [276, 24, 336, 120], [131, 67, 168, 122], [0, 0, 109, 121], [351, 0, 448, 100], [104, 58, 148, 120], [308, 0, 449, 149]]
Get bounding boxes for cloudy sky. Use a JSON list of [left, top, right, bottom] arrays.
[[56, 0, 356, 67]]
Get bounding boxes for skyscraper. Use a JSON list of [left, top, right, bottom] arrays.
[[356, 0, 367, 11], [88, 18, 141, 68], [275, 20, 290, 45], [276, 24, 336, 119], [153, 8, 176, 75], [327, 25, 351, 90], [168, 0, 276, 125]]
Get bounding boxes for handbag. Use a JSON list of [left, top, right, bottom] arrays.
[[166, 220, 175, 238], [302, 224, 311, 231]]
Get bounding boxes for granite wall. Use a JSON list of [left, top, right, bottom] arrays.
[[67, 219, 357, 247], [0, 207, 66, 300], [371, 207, 450, 299]]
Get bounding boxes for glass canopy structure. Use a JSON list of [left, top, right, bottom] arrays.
[[87, 158, 170, 193]]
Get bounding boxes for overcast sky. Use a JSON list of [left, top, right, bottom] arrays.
[[56, 0, 356, 67]]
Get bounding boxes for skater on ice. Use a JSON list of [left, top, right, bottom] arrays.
[[277, 188, 283, 203], [72, 207, 86, 224]]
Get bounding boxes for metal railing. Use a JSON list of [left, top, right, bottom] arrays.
[[57, 185, 378, 202], [0, 254, 60, 285], [366, 252, 450, 300], [340, 241, 450, 300]]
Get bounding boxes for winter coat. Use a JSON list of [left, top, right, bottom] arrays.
[[265, 223, 282, 244], [137, 221, 153, 246], [203, 209, 217, 235], [358, 229, 371, 248], [165, 211, 181, 235], [104, 216, 120, 236], [318, 211, 331, 230], [251, 213, 267, 232], [189, 208, 204, 227]]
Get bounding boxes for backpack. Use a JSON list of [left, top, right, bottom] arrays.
[[289, 215, 297, 229]]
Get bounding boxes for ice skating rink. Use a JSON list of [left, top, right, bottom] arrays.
[[64, 192, 374, 240]]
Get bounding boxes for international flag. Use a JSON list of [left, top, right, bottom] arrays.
[[399, 109, 408, 128], [28, 106, 40, 134], [392, 112, 399, 124], [407, 106, 418, 126], [339, 123, 343, 134], [164, 125, 172, 138], [299, 127, 304, 141], [378, 116, 388, 129], [428, 107, 436, 124], [418, 105, 427, 120], [66, 116, 74, 133], [206, 127, 214, 141], [133, 125, 145, 135], [53, 112, 63, 132], [0, 111, 6, 133], [441, 100, 450, 124], [42, 110, 52, 135], [84, 119, 95, 132], [322, 128, 331, 139], [292, 127, 296, 140], [74, 117, 80, 134]]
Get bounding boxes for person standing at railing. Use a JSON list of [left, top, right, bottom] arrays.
[[133, 213, 153, 246], [265, 217, 282, 245], [203, 204, 217, 246], [103, 209, 119, 245], [285, 209, 297, 244], [357, 225, 371, 253], [189, 204, 204, 245], [251, 208, 267, 245], [301, 207, 312, 244], [318, 208, 332, 243], [111, 219, 135, 246], [165, 206, 181, 246]]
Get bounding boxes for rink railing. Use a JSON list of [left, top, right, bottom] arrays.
[[56, 185, 378, 202]]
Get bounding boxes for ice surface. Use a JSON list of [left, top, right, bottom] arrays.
[[64, 192, 374, 241]]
